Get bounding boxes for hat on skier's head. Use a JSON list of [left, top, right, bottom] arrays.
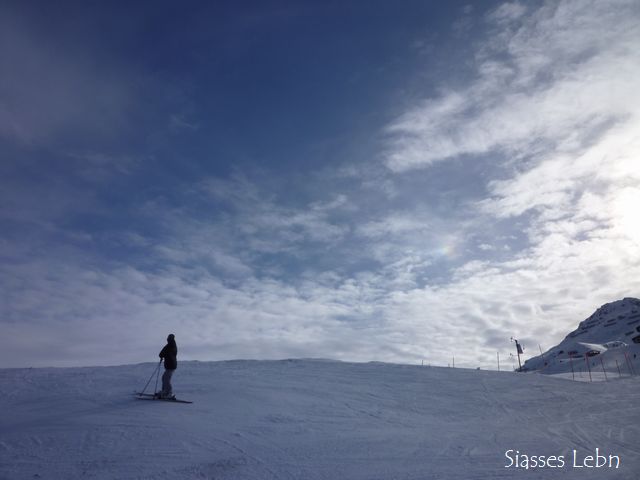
[[167, 333, 175, 341]]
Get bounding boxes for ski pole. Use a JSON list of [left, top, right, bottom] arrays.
[[140, 360, 162, 395]]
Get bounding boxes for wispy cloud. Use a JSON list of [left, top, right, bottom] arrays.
[[385, 0, 640, 172], [376, 0, 640, 365]]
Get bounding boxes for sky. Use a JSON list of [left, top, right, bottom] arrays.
[[1, 0, 639, 369]]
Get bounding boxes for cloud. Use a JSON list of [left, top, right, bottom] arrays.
[[64, 152, 142, 181], [376, 0, 640, 366], [488, 2, 528, 24], [0, 248, 392, 367], [199, 174, 351, 250], [358, 214, 431, 238], [385, 0, 640, 172], [309, 194, 353, 212]]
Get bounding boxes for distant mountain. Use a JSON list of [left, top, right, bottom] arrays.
[[523, 297, 640, 373]]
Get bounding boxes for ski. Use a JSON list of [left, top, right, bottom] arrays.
[[136, 396, 193, 404], [134, 392, 193, 404]]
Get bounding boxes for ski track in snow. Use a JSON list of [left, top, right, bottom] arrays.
[[0, 360, 639, 479]]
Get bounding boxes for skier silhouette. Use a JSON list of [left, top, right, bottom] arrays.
[[158, 334, 177, 399]]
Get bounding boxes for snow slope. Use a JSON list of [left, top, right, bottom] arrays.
[[1, 360, 639, 479], [523, 298, 640, 375]]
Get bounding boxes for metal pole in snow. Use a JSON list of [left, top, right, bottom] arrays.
[[623, 352, 630, 376], [616, 359, 622, 378], [624, 352, 636, 376], [600, 356, 608, 381], [584, 355, 592, 382], [569, 355, 575, 381]]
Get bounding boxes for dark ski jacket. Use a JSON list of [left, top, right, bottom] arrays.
[[159, 338, 178, 370]]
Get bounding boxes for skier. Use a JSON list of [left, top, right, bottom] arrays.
[[158, 334, 177, 399]]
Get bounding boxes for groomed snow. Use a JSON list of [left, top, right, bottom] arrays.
[[1, 360, 639, 479]]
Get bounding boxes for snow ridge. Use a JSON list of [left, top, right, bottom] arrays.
[[523, 297, 640, 374]]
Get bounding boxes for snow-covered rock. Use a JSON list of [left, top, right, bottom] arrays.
[[523, 297, 640, 374]]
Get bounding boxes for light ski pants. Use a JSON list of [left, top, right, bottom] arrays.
[[162, 369, 175, 396]]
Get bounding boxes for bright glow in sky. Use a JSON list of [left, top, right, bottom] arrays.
[[1, 0, 639, 368]]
